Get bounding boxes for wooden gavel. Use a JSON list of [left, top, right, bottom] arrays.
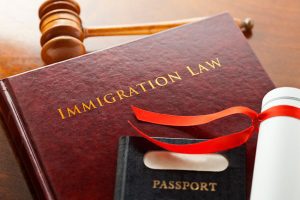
[[39, 0, 254, 64]]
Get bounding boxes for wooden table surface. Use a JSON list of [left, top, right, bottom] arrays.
[[0, 0, 299, 199]]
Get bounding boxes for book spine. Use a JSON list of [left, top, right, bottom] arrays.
[[114, 136, 130, 200], [0, 81, 55, 200]]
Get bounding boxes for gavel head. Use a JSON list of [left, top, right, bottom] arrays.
[[39, 0, 86, 64]]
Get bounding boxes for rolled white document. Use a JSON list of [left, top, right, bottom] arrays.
[[250, 87, 300, 200]]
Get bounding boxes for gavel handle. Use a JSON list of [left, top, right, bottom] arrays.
[[84, 17, 253, 37]]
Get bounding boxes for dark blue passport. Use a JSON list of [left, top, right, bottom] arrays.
[[114, 136, 246, 200]]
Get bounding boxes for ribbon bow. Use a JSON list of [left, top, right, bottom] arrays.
[[128, 105, 300, 154]]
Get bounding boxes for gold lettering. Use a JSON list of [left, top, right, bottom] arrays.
[[182, 181, 190, 190], [67, 105, 81, 117], [168, 71, 182, 83], [205, 58, 221, 69], [209, 182, 218, 192], [82, 100, 97, 112], [96, 97, 104, 107], [168, 181, 175, 189], [155, 77, 168, 86], [175, 181, 182, 190], [116, 90, 130, 100], [152, 180, 160, 189], [57, 57, 223, 120], [159, 180, 168, 189], [186, 66, 199, 76], [57, 108, 66, 120], [147, 80, 156, 89], [190, 182, 199, 190], [151, 180, 217, 191], [198, 64, 209, 73], [128, 87, 139, 96], [136, 82, 147, 92], [200, 182, 209, 191], [103, 93, 116, 104]]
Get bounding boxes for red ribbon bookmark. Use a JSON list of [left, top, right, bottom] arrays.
[[128, 105, 300, 154]]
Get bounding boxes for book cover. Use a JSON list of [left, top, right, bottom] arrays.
[[114, 136, 246, 200], [0, 13, 274, 200]]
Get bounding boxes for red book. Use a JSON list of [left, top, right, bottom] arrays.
[[0, 13, 274, 200]]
